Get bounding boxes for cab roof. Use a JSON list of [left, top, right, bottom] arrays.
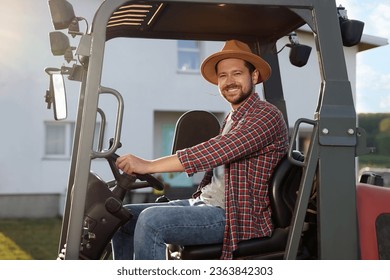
[[104, 2, 307, 43]]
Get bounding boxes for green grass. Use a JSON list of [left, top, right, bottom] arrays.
[[0, 232, 32, 260], [359, 154, 390, 168], [0, 218, 62, 260]]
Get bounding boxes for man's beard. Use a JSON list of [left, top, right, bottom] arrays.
[[221, 83, 254, 106]]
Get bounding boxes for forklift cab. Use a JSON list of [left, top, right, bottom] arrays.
[[44, 0, 385, 260]]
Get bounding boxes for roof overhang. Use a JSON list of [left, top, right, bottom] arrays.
[[297, 24, 388, 52], [357, 34, 388, 52]]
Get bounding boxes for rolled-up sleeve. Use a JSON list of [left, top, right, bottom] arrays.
[[176, 139, 222, 176], [176, 148, 197, 176]]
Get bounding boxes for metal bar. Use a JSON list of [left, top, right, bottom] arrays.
[[311, 0, 359, 259], [92, 86, 124, 159], [285, 120, 319, 259], [96, 108, 107, 152], [262, 49, 289, 128], [63, 2, 118, 260], [317, 146, 358, 259], [58, 70, 87, 255]]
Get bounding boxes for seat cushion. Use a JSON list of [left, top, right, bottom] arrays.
[[179, 227, 289, 259]]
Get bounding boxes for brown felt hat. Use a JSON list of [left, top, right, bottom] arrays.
[[201, 40, 271, 85]]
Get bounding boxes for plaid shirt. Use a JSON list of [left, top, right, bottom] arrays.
[[177, 92, 289, 259]]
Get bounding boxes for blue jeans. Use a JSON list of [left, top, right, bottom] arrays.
[[111, 198, 225, 260]]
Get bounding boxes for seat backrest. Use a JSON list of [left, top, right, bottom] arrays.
[[269, 151, 304, 228], [171, 110, 220, 154]]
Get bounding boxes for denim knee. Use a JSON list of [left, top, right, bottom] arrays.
[[136, 207, 163, 234]]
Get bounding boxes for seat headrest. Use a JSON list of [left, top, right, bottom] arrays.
[[172, 110, 220, 154]]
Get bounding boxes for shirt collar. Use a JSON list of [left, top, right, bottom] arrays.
[[231, 92, 260, 121]]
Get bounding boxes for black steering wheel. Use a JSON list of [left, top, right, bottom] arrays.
[[107, 152, 165, 192]]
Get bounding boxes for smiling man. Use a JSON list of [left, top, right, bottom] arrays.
[[112, 40, 289, 260]]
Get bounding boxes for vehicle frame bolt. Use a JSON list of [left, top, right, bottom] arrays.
[[322, 128, 329, 135]]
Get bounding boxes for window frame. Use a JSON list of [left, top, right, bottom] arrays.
[[44, 121, 75, 159], [43, 121, 102, 160], [177, 40, 201, 73]]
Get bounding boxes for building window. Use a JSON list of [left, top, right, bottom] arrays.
[[154, 111, 194, 187], [44, 122, 74, 158], [177, 40, 200, 72], [44, 121, 101, 159]]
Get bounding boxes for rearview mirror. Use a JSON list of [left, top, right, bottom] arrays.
[[51, 73, 67, 120]]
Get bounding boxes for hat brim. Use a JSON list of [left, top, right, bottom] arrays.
[[201, 50, 271, 85]]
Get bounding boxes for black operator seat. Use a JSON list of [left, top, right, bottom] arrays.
[[176, 150, 303, 260]]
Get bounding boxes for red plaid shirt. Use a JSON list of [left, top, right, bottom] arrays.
[[177, 93, 289, 259]]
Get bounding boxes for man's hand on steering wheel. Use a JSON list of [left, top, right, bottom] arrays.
[[116, 154, 152, 175], [108, 152, 164, 191]]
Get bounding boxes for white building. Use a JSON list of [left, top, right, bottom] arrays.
[[0, 0, 387, 218]]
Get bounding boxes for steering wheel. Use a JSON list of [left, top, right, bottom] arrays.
[[107, 152, 164, 192], [132, 173, 164, 191]]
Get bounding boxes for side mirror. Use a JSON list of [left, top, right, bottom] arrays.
[[45, 70, 67, 120]]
